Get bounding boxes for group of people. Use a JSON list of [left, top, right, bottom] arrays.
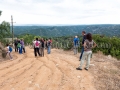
[[14, 38, 26, 54], [73, 31, 97, 71], [5, 31, 96, 71], [5, 38, 26, 60], [32, 38, 52, 57]]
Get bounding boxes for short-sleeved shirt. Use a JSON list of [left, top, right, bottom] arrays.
[[84, 39, 95, 51], [7, 46, 10, 53], [73, 38, 79, 46], [33, 40, 40, 48]]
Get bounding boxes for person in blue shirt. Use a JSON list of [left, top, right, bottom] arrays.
[[79, 31, 86, 61], [73, 36, 80, 55]]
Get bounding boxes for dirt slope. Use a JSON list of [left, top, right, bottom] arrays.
[[0, 47, 95, 90]]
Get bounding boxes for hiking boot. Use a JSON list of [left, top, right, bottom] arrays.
[[84, 68, 88, 71], [76, 68, 82, 70]]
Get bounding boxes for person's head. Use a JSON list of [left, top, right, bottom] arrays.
[[75, 36, 78, 38], [6, 44, 9, 46], [82, 31, 86, 36], [86, 33, 92, 42], [48, 39, 50, 41], [36, 38, 38, 41]]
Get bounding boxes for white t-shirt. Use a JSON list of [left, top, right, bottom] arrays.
[[7, 46, 10, 53], [33, 40, 40, 48]]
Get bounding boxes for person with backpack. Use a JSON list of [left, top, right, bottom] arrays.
[[6, 44, 13, 60], [76, 33, 96, 71], [17, 40, 22, 54], [33, 38, 41, 57], [79, 31, 86, 61], [14, 38, 18, 52], [73, 35, 79, 55]]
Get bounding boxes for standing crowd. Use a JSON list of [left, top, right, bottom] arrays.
[[5, 37, 52, 60], [5, 31, 96, 71], [32, 38, 52, 57]]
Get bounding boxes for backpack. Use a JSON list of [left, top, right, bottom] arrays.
[[76, 38, 78, 44], [9, 46, 12, 52], [74, 38, 79, 45], [35, 41, 39, 47], [17, 43, 21, 48]]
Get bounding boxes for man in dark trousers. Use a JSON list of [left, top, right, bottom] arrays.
[[33, 38, 41, 57], [14, 38, 18, 52], [79, 31, 86, 61]]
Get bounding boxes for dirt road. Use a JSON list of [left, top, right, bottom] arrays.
[[0, 47, 95, 90]]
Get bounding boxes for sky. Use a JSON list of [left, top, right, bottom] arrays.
[[0, 0, 120, 25]]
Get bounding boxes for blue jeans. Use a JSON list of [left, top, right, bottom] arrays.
[[80, 46, 84, 59], [19, 46, 22, 54], [47, 46, 51, 54]]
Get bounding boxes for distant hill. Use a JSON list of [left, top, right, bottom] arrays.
[[13, 24, 120, 37]]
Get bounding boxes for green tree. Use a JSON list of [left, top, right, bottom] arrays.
[[0, 11, 2, 16], [0, 11, 11, 44]]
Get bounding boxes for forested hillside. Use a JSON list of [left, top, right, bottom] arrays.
[[13, 24, 120, 37]]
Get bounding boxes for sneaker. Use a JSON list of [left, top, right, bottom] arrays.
[[76, 68, 82, 70], [84, 68, 88, 71]]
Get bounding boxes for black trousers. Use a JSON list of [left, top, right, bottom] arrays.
[[15, 45, 18, 52], [22, 47, 25, 53], [34, 48, 40, 56]]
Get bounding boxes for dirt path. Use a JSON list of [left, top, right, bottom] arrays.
[[0, 47, 95, 90]]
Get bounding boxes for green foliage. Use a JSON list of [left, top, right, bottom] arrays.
[[18, 34, 35, 44], [52, 35, 120, 60], [0, 11, 11, 45], [0, 11, 2, 16]]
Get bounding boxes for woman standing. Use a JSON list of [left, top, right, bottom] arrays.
[[76, 33, 96, 70]]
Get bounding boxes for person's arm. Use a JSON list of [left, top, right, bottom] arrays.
[[83, 41, 87, 50], [92, 41, 97, 48], [6, 47, 9, 53]]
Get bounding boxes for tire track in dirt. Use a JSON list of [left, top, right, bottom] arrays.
[[0, 47, 95, 90], [46, 50, 95, 90], [0, 53, 27, 71]]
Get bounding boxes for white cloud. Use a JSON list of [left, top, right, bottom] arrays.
[[0, 0, 120, 25]]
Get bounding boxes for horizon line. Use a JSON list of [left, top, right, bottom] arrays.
[[14, 24, 120, 26]]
